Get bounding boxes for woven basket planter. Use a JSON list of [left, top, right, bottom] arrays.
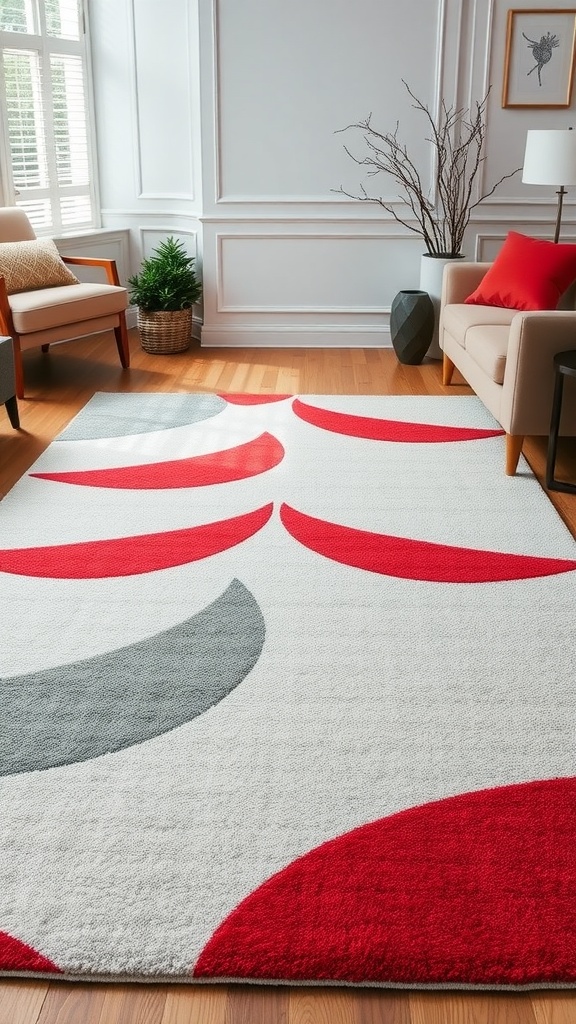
[[137, 308, 192, 354]]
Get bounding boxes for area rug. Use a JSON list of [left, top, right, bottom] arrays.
[[1, 391, 576, 989]]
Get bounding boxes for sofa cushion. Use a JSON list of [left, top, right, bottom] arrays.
[[0, 238, 80, 294], [9, 282, 128, 333], [442, 303, 517, 350], [464, 232, 576, 311], [464, 326, 510, 385]]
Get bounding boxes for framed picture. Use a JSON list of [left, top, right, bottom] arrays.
[[502, 8, 576, 107]]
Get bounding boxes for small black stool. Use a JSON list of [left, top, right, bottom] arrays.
[[546, 349, 576, 493]]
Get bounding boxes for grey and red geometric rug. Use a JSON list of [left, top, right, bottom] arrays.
[[1, 391, 576, 987]]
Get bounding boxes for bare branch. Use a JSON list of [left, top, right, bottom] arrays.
[[335, 82, 520, 255]]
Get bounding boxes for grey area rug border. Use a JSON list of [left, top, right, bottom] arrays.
[[1, 970, 575, 991]]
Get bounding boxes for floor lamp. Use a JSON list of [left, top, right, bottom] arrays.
[[522, 129, 576, 242]]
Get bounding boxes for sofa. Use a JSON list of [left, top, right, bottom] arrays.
[[439, 260, 576, 475]]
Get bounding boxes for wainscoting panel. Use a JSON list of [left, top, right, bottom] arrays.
[[215, 233, 420, 313], [132, 0, 195, 200], [213, 0, 444, 204]]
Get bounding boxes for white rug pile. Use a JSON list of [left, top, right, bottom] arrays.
[[1, 392, 575, 987]]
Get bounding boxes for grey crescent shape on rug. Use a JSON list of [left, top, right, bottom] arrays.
[[1, 579, 264, 775], [55, 392, 227, 441]]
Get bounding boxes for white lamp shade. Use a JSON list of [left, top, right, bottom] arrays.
[[522, 129, 576, 186]]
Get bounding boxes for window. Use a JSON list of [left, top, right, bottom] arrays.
[[0, 0, 98, 233]]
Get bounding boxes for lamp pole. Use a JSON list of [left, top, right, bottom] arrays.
[[554, 186, 567, 243]]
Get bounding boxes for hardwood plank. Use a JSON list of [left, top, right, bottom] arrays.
[[532, 992, 576, 1024], [225, 983, 289, 1024], [36, 983, 108, 1024], [96, 984, 166, 1024], [353, 988, 412, 1024], [409, 991, 537, 1024], [162, 984, 228, 1024], [288, 986, 354, 1024], [0, 980, 49, 1024]]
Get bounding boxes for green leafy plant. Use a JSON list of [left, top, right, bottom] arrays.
[[128, 236, 202, 312]]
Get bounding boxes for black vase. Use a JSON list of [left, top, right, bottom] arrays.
[[390, 289, 435, 365]]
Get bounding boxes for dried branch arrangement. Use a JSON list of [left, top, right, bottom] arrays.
[[335, 82, 521, 257]]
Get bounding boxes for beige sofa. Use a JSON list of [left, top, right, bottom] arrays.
[[439, 261, 576, 475]]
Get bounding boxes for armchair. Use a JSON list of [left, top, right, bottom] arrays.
[[439, 261, 576, 475], [0, 208, 130, 398]]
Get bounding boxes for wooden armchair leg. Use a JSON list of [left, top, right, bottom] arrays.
[[41, 344, 50, 353], [505, 434, 524, 476], [442, 353, 455, 386], [114, 312, 130, 369]]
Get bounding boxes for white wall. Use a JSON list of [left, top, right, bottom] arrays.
[[89, 0, 576, 348]]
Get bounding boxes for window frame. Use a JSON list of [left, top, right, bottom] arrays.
[[0, 0, 101, 235]]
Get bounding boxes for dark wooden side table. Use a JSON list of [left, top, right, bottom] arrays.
[[546, 349, 576, 493]]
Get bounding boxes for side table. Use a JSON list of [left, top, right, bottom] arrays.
[[546, 349, 576, 494]]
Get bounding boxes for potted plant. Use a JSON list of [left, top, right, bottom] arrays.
[[128, 236, 202, 354], [334, 82, 520, 358]]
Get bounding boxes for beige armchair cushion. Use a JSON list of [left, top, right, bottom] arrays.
[[9, 282, 128, 334], [0, 238, 80, 294]]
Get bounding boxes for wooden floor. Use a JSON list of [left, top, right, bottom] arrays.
[[2, 331, 576, 1024]]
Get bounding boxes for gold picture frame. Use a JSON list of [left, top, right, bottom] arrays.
[[502, 8, 576, 107]]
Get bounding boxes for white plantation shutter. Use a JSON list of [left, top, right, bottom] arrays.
[[0, 0, 98, 233]]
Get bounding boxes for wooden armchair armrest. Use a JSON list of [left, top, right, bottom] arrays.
[[0, 276, 15, 337], [61, 255, 122, 287]]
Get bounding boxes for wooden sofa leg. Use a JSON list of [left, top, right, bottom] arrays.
[[505, 434, 524, 476], [442, 353, 455, 386], [114, 312, 130, 369]]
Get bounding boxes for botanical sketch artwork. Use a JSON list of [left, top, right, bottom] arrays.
[[523, 30, 560, 86], [502, 10, 576, 108]]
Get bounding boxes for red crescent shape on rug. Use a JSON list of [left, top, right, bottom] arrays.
[[218, 393, 292, 404], [292, 397, 504, 442], [194, 777, 576, 986], [29, 433, 285, 489], [0, 931, 61, 973], [0, 504, 273, 579], [280, 503, 576, 582]]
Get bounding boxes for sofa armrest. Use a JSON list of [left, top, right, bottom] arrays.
[[441, 262, 491, 306], [502, 310, 576, 434]]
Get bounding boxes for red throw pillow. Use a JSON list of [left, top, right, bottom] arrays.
[[465, 231, 576, 310]]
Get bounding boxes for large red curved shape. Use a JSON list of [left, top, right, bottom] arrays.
[[0, 931, 61, 973], [194, 778, 576, 985], [280, 503, 576, 582], [30, 433, 284, 489], [219, 393, 292, 405], [292, 398, 504, 442], [0, 504, 273, 579]]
